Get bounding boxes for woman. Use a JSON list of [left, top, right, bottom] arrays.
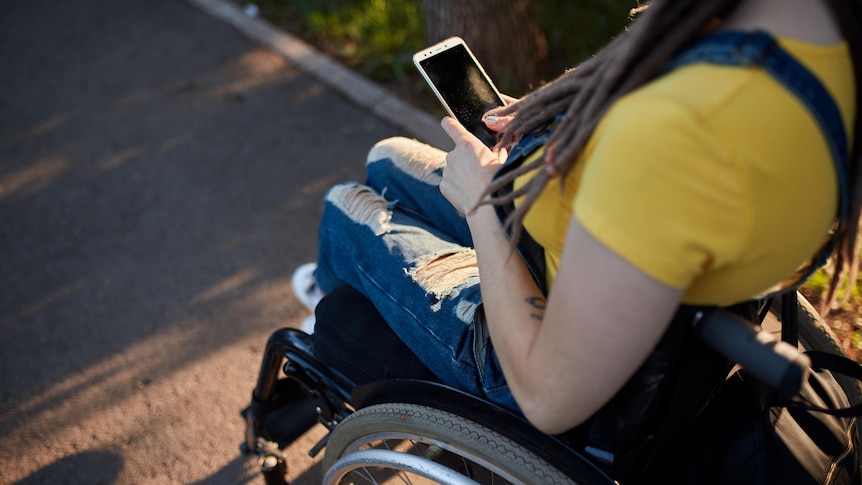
[[294, 0, 860, 438]]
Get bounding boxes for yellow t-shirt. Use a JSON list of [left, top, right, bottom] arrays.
[[516, 37, 855, 306]]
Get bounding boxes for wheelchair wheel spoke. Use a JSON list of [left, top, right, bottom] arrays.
[[353, 467, 378, 485], [343, 437, 514, 484], [460, 456, 472, 480]]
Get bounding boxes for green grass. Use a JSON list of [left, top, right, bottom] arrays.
[[247, 0, 638, 102], [252, 0, 424, 83], [805, 266, 862, 306]]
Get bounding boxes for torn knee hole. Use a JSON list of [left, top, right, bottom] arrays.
[[326, 183, 392, 235], [409, 250, 479, 301]]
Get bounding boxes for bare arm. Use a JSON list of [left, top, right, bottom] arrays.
[[440, 117, 684, 434], [498, 219, 683, 433]]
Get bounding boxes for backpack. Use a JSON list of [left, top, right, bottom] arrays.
[[655, 342, 860, 484]]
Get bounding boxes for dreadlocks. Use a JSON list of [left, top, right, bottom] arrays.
[[820, 0, 862, 312], [484, 0, 862, 313]]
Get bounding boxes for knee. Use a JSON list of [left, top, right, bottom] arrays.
[[366, 137, 447, 184], [406, 250, 480, 312], [324, 183, 393, 236], [367, 137, 420, 165]]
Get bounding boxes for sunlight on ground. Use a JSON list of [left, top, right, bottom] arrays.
[[209, 49, 327, 102], [188, 269, 259, 305], [93, 144, 149, 172], [1, 270, 315, 483], [0, 156, 70, 200]]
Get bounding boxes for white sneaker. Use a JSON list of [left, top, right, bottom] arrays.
[[300, 314, 316, 334], [291, 263, 324, 311]]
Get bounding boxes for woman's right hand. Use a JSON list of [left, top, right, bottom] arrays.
[[439, 117, 508, 216]]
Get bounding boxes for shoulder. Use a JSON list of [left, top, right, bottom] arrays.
[[572, 44, 846, 302], [574, 80, 753, 290], [618, 37, 854, 138]]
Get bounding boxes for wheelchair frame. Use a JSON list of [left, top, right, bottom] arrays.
[[241, 291, 860, 484], [242, 327, 613, 484]]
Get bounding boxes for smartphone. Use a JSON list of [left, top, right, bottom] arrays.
[[413, 37, 505, 148]]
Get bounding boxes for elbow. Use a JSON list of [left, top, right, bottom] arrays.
[[517, 393, 593, 436]]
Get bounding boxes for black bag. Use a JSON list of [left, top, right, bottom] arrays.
[[653, 351, 861, 484]]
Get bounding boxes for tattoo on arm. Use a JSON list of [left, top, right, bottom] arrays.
[[525, 296, 546, 321]]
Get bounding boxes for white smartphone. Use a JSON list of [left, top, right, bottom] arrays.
[[413, 37, 506, 147]]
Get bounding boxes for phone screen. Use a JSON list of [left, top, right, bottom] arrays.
[[418, 43, 503, 147]]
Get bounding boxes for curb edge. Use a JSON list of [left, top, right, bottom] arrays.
[[185, 0, 451, 148]]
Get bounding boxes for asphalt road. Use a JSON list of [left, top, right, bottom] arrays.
[[0, 0, 420, 482]]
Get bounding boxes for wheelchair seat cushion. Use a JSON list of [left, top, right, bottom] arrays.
[[312, 284, 439, 386]]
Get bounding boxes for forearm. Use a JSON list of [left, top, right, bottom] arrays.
[[468, 205, 683, 434], [466, 204, 548, 412]]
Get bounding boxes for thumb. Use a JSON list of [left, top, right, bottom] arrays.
[[441, 116, 470, 141]]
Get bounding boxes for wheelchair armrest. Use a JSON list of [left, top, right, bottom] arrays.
[[694, 307, 811, 398], [254, 327, 355, 403]]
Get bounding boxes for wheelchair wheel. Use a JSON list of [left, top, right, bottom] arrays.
[[322, 402, 577, 485], [767, 292, 862, 448], [767, 292, 862, 404]]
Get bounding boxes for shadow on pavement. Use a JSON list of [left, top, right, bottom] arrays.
[[13, 450, 123, 485], [0, 0, 404, 482]]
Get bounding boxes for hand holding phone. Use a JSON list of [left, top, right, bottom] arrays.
[[413, 37, 505, 148]]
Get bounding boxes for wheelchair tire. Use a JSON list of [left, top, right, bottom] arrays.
[[323, 402, 579, 485], [768, 292, 862, 448], [768, 292, 862, 405]]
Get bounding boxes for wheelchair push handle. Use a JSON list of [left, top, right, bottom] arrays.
[[694, 308, 811, 398]]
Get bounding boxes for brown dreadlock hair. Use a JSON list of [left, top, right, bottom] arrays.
[[484, 0, 862, 313]]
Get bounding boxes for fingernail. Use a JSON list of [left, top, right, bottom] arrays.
[[484, 115, 499, 126]]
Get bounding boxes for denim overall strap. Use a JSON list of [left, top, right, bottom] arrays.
[[665, 30, 850, 288], [490, 127, 556, 295], [499, 127, 554, 170]]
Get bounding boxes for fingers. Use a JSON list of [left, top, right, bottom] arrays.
[[440, 116, 470, 142], [440, 116, 506, 160], [441, 116, 489, 149], [482, 94, 518, 133], [501, 94, 519, 105], [483, 113, 514, 133], [497, 146, 508, 161]]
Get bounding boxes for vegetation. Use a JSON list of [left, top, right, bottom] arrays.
[[247, 0, 637, 107], [250, 0, 424, 87], [801, 268, 862, 360]]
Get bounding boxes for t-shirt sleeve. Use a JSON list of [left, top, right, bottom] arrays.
[[573, 94, 749, 289]]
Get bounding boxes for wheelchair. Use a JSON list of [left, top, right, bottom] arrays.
[[241, 285, 861, 485]]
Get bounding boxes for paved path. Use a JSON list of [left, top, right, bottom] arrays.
[[0, 0, 441, 482]]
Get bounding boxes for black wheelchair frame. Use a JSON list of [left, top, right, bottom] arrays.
[[243, 327, 615, 484], [241, 291, 853, 484]]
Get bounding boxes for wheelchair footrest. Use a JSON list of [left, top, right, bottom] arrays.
[[259, 395, 319, 448], [243, 379, 321, 453]]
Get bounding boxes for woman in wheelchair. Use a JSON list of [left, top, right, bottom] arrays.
[[250, 0, 862, 483]]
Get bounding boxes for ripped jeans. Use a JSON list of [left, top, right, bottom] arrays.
[[314, 137, 519, 413]]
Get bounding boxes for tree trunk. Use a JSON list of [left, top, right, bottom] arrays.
[[421, 0, 548, 94]]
